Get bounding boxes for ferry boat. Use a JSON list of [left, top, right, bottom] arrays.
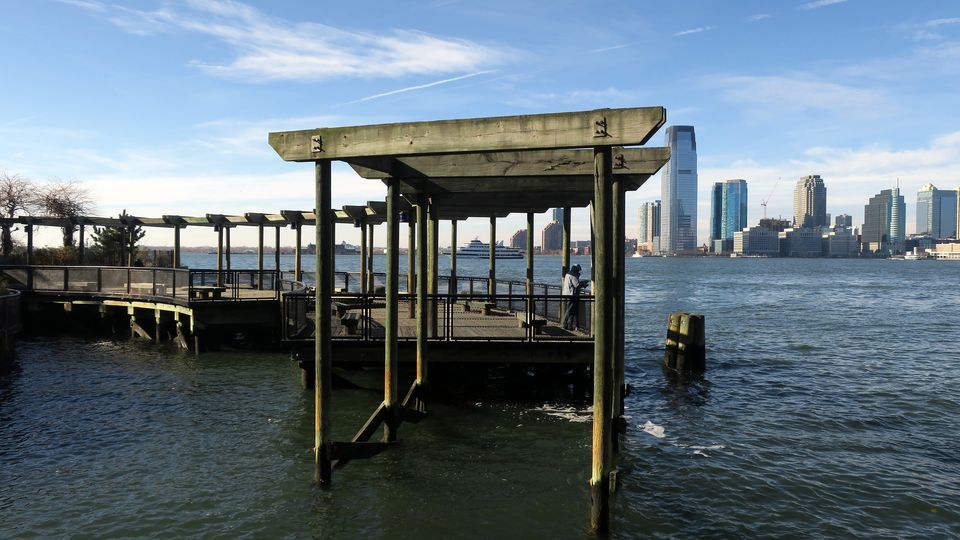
[[456, 238, 524, 259]]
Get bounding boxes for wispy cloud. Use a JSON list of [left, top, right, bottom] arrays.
[[504, 88, 636, 109], [799, 0, 848, 10], [63, 0, 508, 82], [747, 14, 771, 22], [706, 74, 887, 118], [674, 26, 712, 37], [590, 44, 627, 53], [56, 0, 107, 13], [349, 70, 496, 103], [927, 17, 960, 27]]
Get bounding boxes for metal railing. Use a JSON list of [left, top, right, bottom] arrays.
[[282, 291, 593, 343]]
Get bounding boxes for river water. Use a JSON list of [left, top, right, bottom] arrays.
[[2, 256, 959, 538]]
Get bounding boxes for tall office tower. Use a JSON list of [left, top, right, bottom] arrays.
[[509, 229, 527, 249], [834, 214, 853, 228], [638, 200, 661, 253], [551, 208, 564, 222], [862, 187, 906, 255], [793, 175, 828, 228], [541, 220, 562, 253], [916, 183, 958, 238], [709, 179, 748, 252], [660, 126, 698, 253]]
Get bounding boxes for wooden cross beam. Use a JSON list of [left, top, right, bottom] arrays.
[[269, 107, 666, 162], [394, 174, 653, 195]]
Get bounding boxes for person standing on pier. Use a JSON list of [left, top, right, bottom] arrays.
[[562, 264, 585, 330]]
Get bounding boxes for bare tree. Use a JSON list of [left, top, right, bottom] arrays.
[[36, 180, 94, 247], [0, 172, 38, 255]]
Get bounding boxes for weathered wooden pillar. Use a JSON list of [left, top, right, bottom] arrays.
[[488, 217, 496, 297], [427, 200, 438, 337], [590, 146, 614, 533], [407, 218, 416, 318], [526, 212, 534, 296], [25, 223, 34, 266], [295, 223, 303, 282], [315, 160, 333, 484], [257, 224, 265, 289], [367, 223, 375, 293], [360, 221, 368, 294], [384, 179, 400, 441], [449, 219, 458, 295], [78, 223, 85, 264], [665, 312, 706, 373], [415, 194, 429, 410], [173, 226, 181, 268], [127, 227, 136, 267], [216, 226, 224, 287], [225, 227, 232, 273], [612, 176, 626, 448], [562, 206, 571, 279], [275, 225, 281, 274], [330, 220, 337, 290]]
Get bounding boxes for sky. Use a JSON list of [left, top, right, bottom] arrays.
[[2, 0, 959, 248]]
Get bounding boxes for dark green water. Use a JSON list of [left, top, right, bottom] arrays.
[[2, 257, 959, 538]]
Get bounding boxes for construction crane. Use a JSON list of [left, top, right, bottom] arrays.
[[761, 177, 781, 220]]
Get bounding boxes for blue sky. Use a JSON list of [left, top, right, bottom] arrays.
[[2, 0, 959, 247]]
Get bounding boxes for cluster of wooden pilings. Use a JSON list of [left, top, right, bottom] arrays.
[[270, 107, 671, 533], [664, 312, 706, 373]]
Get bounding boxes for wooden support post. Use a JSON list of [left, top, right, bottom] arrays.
[[275, 225, 281, 274], [665, 312, 706, 373], [562, 206, 571, 279], [330, 220, 336, 290], [78, 224, 85, 264], [127, 227, 135, 267], [367, 223, 375, 294], [488, 217, 496, 297], [360, 222, 367, 295], [173, 226, 181, 268], [295, 223, 303, 282], [315, 160, 334, 484], [26, 223, 33, 266], [257, 224, 265, 289], [612, 176, 626, 448], [155, 309, 162, 344], [415, 194, 429, 411], [407, 219, 416, 318], [225, 227, 232, 274], [449, 220, 458, 296], [428, 202, 438, 337], [384, 179, 400, 442], [526, 213, 534, 296], [175, 321, 189, 350], [216, 226, 224, 287], [590, 146, 614, 534]]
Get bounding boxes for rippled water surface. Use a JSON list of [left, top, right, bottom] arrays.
[[2, 257, 959, 538]]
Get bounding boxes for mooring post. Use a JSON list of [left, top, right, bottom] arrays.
[[415, 194, 429, 411], [407, 218, 416, 318], [590, 146, 615, 533], [612, 175, 626, 447], [173, 225, 181, 269], [384, 179, 400, 441], [257, 224, 265, 290], [488, 217, 496, 298], [295, 223, 302, 282], [216, 226, 224, 287], [562, 206, 571, 279], [225, 226, 232, 274], [428, 202, 439, 337], [450, 219, 458, 296], [315, 160, 333, 484], [360, 221, 367, 295], [665, 312, 706, 373]]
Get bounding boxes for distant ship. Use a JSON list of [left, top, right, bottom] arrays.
[[456, 238, 524, 259], [334, 241, 360, 255]]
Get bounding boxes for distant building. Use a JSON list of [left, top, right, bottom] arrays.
[[822, 228, 858, 257], [758, 218, 791, 233], [709, 179, 748, 253], [779, 228, 823, 257], [660, 126, 697, 254], [862, 187, 906, 256], [733, 226, 779, 256], [793, 175, 828, 228], [551, 208, 564, 222], [637, 200, 661, 254], [541, 220, 562, 253], [572, 239, 592, 255], [916, 183, 958, 239], [509, 229, 527, 249], [834, 214, 853, 228]]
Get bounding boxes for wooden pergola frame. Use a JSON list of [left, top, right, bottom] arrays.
[[270, 107, 669, 532]]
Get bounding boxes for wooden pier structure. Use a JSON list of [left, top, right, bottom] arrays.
[[269, 107, 669, 532]]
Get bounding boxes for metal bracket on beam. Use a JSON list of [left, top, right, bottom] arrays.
[[613, 153, 626, 169], [593, 116, 608, 138], [311, 135, 324, 153]]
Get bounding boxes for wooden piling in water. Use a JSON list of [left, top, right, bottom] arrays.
[[315, 160, 334, 484], [612, 175, 626, 447], [664, 312, 706, 373]]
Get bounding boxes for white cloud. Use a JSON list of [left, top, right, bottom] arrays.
[[504, 88, 637, 109], [589, 45, 627, 53], [349, 70, 497, 103], [66, 0, 508, 82], [927, 17, 960, 27], [56, 0, 106, 13], [706, 74, 887, 118], [799, 0, 847, 10], [747, 14, 771, 22], [674, 27, 712, 37]]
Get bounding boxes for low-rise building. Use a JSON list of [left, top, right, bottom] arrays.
[[821, 228, 858, 257], [779, 228, 823, 257], [733, 226, 779, 256]]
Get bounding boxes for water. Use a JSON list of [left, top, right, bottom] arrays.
[[3, 258, 960, 538]]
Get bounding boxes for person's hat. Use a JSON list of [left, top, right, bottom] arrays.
[[572, 264, 581, 273]]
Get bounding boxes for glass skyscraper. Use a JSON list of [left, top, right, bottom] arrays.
[[709, 179, 748, 252], [659, 126, 697, 253], [916, 183, 958, 239], [862, 187, 905, 256]]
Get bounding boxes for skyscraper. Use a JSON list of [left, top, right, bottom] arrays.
[[709, 179, 748, 252], [660, 126, 697, 253], [551, 208, 564, 222], [916, 183, 958, 239], [793, 175, 828, 228], [637, 200, 661, 253], [509, 229, 527, 249], [541, 220, 562, 253], [862, 187, 905, 256]]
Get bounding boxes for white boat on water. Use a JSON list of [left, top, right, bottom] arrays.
[[456, 238, 524, 259]]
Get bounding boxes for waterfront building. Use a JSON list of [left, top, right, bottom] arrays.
[[509, 229, 527, 249], [733, 226, 779, 256], [862, 187, 906, 256], [759, 218, 791, 233], [552, 208, 564, 222], [637, 200, 661, 254], [916, 183, 958, 239], [659, 126, 697, 254], [779, 228, 823, 257], [541, 220, 562, 253], [709, 179, 748, 254], [834, 214, 853, 228], [929, 242, 960, 260], [793, 175, 828, 228], [822, 228, 858, 257]]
